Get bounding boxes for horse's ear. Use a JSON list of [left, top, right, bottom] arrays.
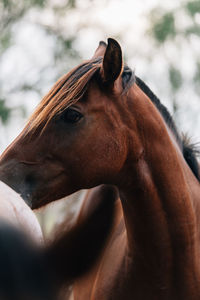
[[92, 41, 107, 59], [101, 38, 123, 84]]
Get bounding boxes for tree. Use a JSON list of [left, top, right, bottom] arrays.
[[147, 0, 200, 132], [0, 0, 79, 125], [0, 0, 45, 123]]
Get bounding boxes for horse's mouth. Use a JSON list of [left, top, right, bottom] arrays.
[[20, 171, 73, 209], [0, 159, 67, 209]]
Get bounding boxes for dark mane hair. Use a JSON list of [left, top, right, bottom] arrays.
[[135, 76, 200, 181]]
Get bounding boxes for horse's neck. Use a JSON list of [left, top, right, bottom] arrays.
[[118, 86, 200, 296], [120, 139, 200, 297]]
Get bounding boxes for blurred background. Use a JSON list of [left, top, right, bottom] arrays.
[[1, 0, 200, 235]]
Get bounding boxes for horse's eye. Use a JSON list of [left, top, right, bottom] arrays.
[[62, 109, 83, 124]]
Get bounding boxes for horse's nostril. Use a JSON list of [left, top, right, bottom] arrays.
[[20, 174, 38, 207]]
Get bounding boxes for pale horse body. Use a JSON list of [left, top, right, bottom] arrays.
[[0, 180, 43, 244]]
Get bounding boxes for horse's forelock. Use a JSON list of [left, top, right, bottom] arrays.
[[25, 58, 102, 135], [24, 58, 135, 137]]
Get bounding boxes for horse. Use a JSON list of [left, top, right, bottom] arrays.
[[0, 181, 42, 242], [0, 181, 114, 300], [0, 181, 55, 300], [0, 38, 200, 299]]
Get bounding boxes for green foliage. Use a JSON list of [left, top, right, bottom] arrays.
[[169, 66, 182, 91], [0, 32, 12, 52], [54, 36, 79, 61], [0, 100, 11, 124], [67, 0, 76, 9], [0, 0, 46, 56], [2, 0, 10, 8], [193, 61, 200, 94], [152, 12, 176, 43], [148, 1, 200, 116], [2, 0, 45, 9], [32, 0, 46, 7], [0, 0, 79, 125], [186, 25, 200, 36], [185, 0, 200, 16]]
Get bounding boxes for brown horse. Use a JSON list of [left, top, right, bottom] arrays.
[[0, 182, 116, 299], [0, 38, 200, 299]]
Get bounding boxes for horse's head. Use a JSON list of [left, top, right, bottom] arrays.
[[0, 39, 146, 208]]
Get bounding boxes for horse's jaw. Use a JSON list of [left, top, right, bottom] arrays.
[[0, 156, 71, 209]]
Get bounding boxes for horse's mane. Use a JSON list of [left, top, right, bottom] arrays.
[[26, 57, 199, 180], [135, 76, 200, 181], [26, 58, 135, 135], [26, 58, 103, 134]]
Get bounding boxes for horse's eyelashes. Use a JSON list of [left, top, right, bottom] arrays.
[[61, 108, 83, 124]]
